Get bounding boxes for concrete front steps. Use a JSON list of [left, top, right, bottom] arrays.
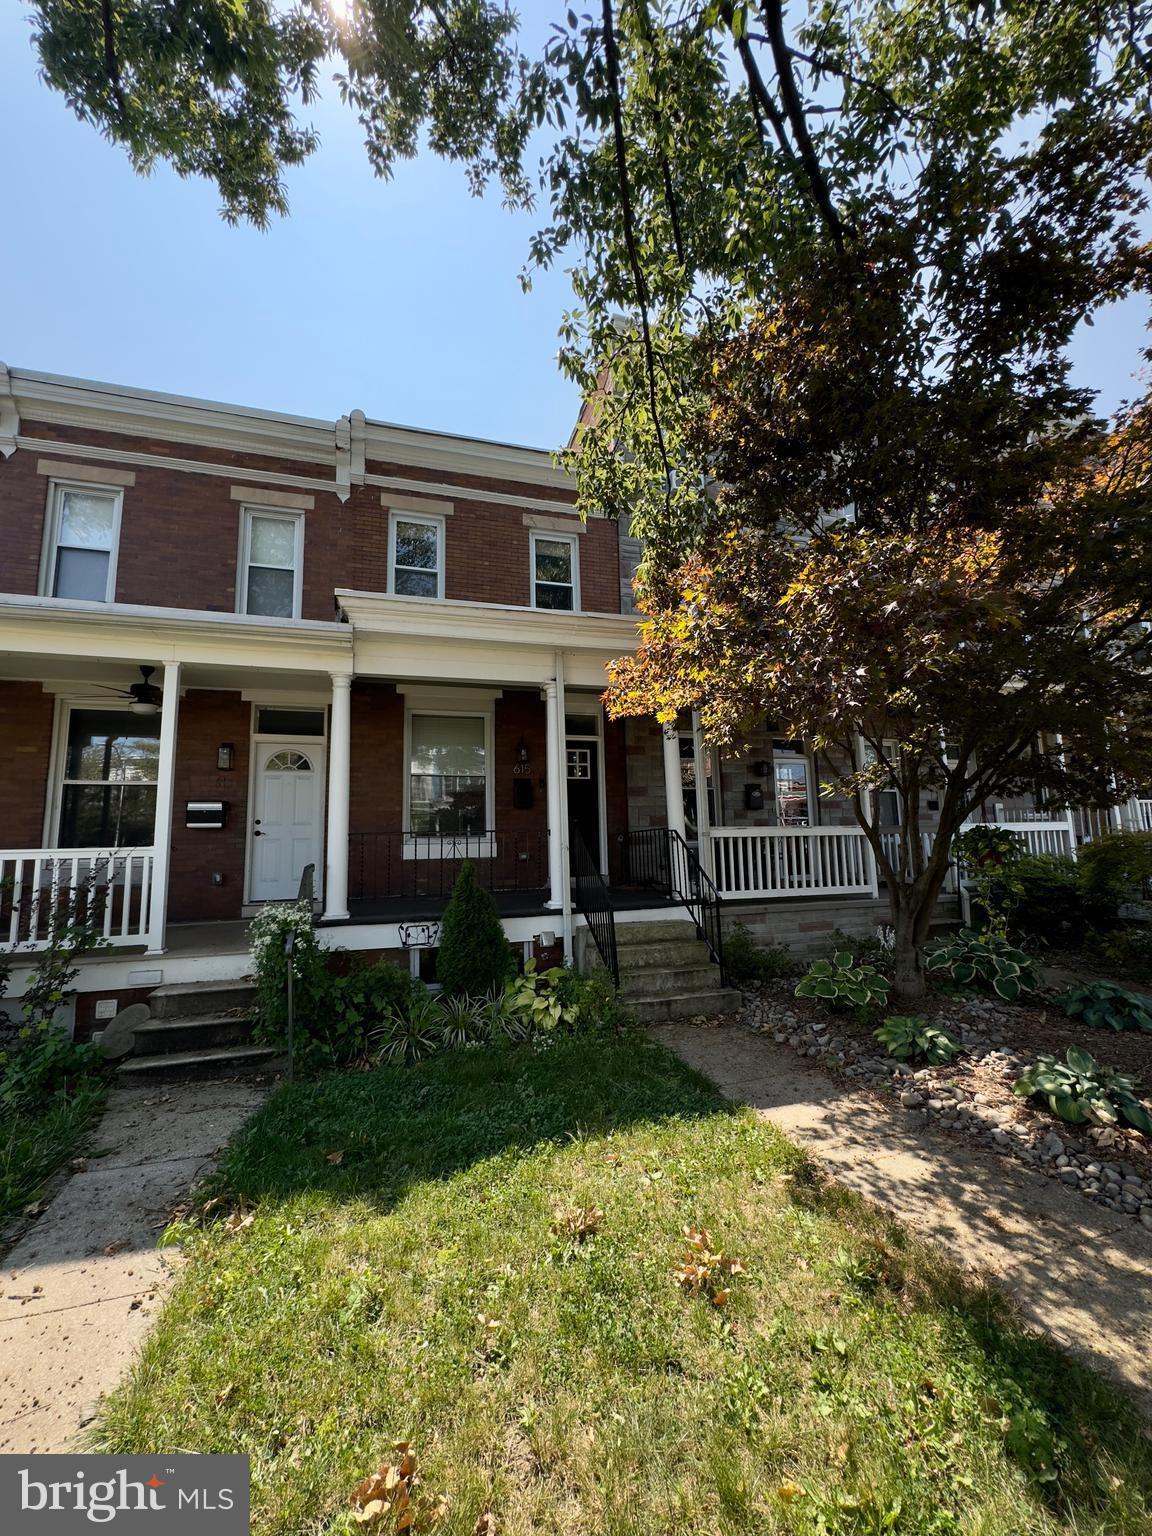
[[616, 920, 743, 1024], [116, 980, 282, 1079]]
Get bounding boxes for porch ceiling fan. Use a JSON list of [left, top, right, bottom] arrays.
[[93, 665, 164, 716]]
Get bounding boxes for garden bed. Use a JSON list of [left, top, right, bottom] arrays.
[[742, 980, 1152, 1229]]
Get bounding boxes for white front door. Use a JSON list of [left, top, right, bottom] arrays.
[[249, 742, 325, 902]]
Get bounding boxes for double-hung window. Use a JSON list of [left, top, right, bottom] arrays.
[[408, 713, 488, 836], [43, 482, 122, 602], [57, 708, 160, 848], [239, 508, 303, 618], [531, 531, 579, 611], [390, 512, 444, 598]]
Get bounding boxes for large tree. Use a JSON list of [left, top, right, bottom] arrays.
[[24, 0, 1152, 995]]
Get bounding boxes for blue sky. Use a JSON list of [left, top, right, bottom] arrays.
[[0, 5, 1145, 450]]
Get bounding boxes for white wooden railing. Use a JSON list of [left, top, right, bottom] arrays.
[[1136, 800, 1152, 833], [710, 826, 875, 899], [981, 819, 1076, 857], [0, 848, 154, 951]]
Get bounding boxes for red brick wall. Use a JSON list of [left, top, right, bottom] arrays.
[[167, 690, 252, 921], [0, 424, 622, 616], [349, 681, 404, 835], [0, 681, 54, 844]]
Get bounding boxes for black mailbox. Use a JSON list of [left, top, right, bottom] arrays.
[[743, 783, 765, 811], [186, 800, 227, 828]]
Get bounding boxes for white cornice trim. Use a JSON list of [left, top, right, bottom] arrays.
[[369, 473, 579, 515], [336, 588, 638, 653], [0, 593, 351, 650], [16, 437, 335, 495], [364, 423, 570, 489], [7, 367, 576, 489], [0, 363, 19, 458], [11, 369, 335, 465]]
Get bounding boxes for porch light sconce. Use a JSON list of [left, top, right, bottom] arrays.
[[217, 742, 235, 771], [750, 760, 769, 778], [512, 737, 532, 776]]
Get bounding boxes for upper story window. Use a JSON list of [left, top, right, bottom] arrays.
[[42, 481, 122, 602], [239, 507, 303, 618], [531, 531, 579, 611], [389, 512, 444, 598]]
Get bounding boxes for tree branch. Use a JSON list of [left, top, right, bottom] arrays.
[[100, 0, 129, 119], [755, 0, 848, 249], [600, 0, 674, 501]]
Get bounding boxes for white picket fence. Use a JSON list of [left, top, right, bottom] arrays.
[[710, 827, 875, 899], [0, 847, 155, 950]]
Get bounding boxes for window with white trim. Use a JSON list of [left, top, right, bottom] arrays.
[[389, 512, 444, 598], [42, 482, 122, 602], [531, 531, 579, 611], [57, 707, 160, 848], [408, 713, 488, 835], [239, 507, 303, 618]]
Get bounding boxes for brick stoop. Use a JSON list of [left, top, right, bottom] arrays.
[[117, 980, 282, 1079], [615, 920, 743, 1025]]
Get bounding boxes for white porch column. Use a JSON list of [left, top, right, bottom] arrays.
[[323, 672, 353, 921], [145, 660, 182, 955], [544, 678, 564, 911], [690, 710, 714, 878], [855, 733, 880, 899], [662, 722, 688, 842]]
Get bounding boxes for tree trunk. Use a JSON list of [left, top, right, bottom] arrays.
[[890, 898, 926, 1004]]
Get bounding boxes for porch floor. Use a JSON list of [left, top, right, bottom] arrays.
[[336, 885, 682, 926]]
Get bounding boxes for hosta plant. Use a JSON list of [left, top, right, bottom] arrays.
[[923, 928, 1040, 1002], [874, 1015, 961, 1065], [1014, 1046, 1152, 1134], [1055, 982, 1152, 1034], [795, 952, 891, 1013]]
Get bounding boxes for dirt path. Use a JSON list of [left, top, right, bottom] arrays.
[[653, 1021, 1152, 1414], [0, 1079, 266, 1453]]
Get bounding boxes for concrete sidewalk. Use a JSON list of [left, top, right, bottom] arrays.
[[0, 1080, 266, 1452], [653, 1022, 1152, 1414]]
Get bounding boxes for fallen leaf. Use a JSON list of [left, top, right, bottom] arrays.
[[353, 1498, 386, 1525], [22, 1201, 45, 1217], [473, 1514, 498, 1536], [224, 1211, 254, 1235], [326, 1150, 345, 1165], [777, 1482, 806, 1502], [103, 1239, 131, 1256]]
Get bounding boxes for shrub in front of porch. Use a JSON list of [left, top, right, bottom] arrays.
[[1078, 833, 1152, 918], [1, 918, 110, 1227], [924, 929, 1040, 1003], [250, 902, 432, 1070], [794, 952, 891, 1017], [435, 860, 516, 1000]]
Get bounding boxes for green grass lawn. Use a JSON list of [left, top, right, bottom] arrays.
[[98, 1035, 1152, 1535]]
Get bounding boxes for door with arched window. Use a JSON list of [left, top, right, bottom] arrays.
[[249, 740, 325, 902]]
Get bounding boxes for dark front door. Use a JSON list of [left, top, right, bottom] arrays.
[[566, 740, 602, 871]]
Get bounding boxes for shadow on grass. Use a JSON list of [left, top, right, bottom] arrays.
[[206, 1030, 731, 1213], [197, 1029, 1152, 1514]]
